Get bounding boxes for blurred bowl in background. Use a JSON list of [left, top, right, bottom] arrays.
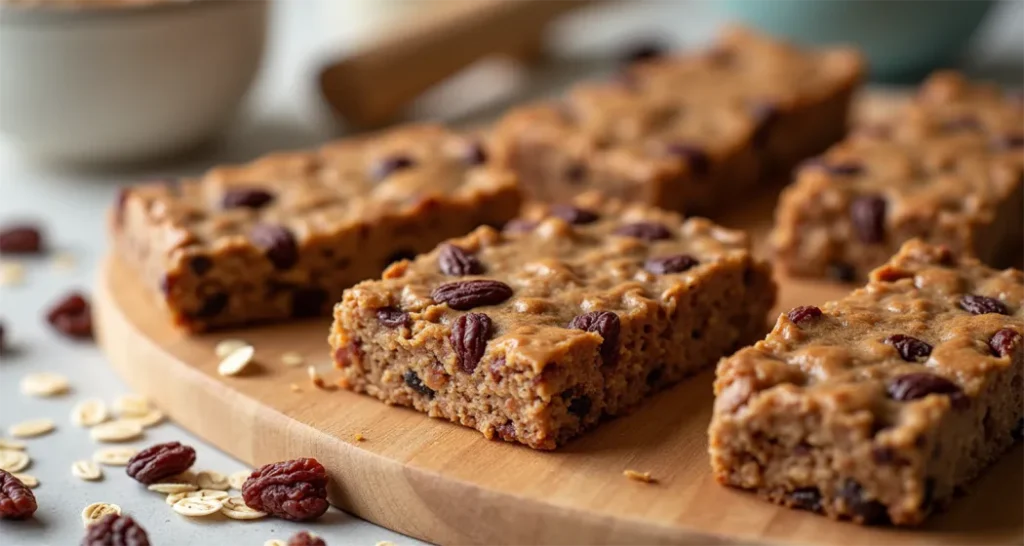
[[0, 0, 268, 165], [718, 0, 995, 82]]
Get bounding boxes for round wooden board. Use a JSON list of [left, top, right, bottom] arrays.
[[94, 192, 1023, 545]]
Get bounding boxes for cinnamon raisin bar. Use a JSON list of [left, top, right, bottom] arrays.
[[490, 26, 863, 215], [113, 125, 521, 331], [772, 71, 1024, 282], [709, 239, 1023, 525], [331, 192, 776, 449]]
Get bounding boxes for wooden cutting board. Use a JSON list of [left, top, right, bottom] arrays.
[[93, 187, 1023, 546]]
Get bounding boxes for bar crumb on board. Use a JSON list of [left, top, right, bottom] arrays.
[[623, 469, 657, 484]]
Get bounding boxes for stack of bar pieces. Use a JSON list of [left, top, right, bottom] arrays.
[[330, 192, 776, 449], [113, 125, 520, 331], [709, 239, 1022, 525], [772, 71, 1024, 282], [491, 26, 864, 214]]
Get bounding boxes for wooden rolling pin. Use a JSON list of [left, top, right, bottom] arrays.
[[319, 0, 596, 130]]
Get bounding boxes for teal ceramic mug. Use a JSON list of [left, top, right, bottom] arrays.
[[718, 0, 995, 81]]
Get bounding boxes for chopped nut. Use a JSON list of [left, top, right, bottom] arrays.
[[12, 473, 38, 488], [89, 419, 143, 443], [72, 460, 103, 481], [20, 372, 70, 397], [0, 450, 30, 472], [71, 398, 109, 427], [622, 469, 657, 484], [281, 351, 305, 367], [264, 540, 287, 546], [307, 366, 333, 390], [9, 418, 56, 438], [215, 339, 249, 358], [354, 433, 366, 442], [221, 496, 267, 520], [218, 344, 256, 376], [112, 394, 151, 417], [93, 447, 139, 466], [377, 541, 397, 546], [81, 502, 120, 527]]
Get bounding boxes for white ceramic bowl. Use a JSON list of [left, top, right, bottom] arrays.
[[0, 0, 268, 164]]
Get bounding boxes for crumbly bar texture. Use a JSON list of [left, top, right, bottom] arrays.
[[489, 26, 863, 215], [113, 125, 521, 331], [772, 71, 1024, 282], [331, 192, 777, 450], [709, 239, 1023, 525]]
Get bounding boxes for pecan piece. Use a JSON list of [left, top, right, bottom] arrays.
[[569, 311, 621, 367], [126, 441, 196, 484], [431, 280, 513, 311], [451, 313, 493, 373], [438, 244, 483, 276]]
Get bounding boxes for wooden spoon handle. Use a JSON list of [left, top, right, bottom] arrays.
[[319, 0, 595, 130]]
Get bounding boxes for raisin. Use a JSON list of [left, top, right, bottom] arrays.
[[788, 487, 822, 512], [81, 514, 150, 546], [549, 204, 599, 225], [242, 458, 329, 521], [645, 254, 698, 274], [884, 334, 933, 362], [887, 373, 968, 410], [126, 441, 197, 484], [251, 224, 298, 270], [291, 288, 326, 318], [438, 244, 484, 276], [0, 224, 44, 254], [193, 292, 229, 318], [502, 219, 538, 234], [1012, 418, 1023, 442], [849, 194, 887, 243], [462, 141, 488, 165], [826, 262, 857, 282], [960, 294, 1009, 316], [403, 370, 435, 397], [748, 101, 778, 147], [450, 313, 493, 373], [495, 421, 516, 441], [565, 163, 587, 184], [567, 395, 592, 418], [431, 280, 513, 310], [820, 161, 863, 176], [46, 291, 93, 340], [287, 531, 326, 546], [188, 256, 213, 276], [786, 305, 822, 325], [377, 307, 411, 328], [871, 446, 897, 464], [371, 155, 415, 180], [646, 366, 664, 386], [990, 328, 1022, 358], [614, 222, 672, 241], [667, 143, 710, 176], [0, 470, 37, 519], [333, 341, 362, 368], [839, 480, 889, 524], [995, 134, 1024, 150], [222, 188, 274, 210], [622, 41, 664, 64], [569, 311, 621, 367]]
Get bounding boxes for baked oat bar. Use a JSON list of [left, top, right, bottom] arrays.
[[331, 192, 777, 449], [709, 239, 1023, 525], [490, 26, 863, 215], [113, 125, 521, 331], [772, 71, 1024, 282]]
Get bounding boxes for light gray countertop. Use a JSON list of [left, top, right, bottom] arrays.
[[1, 2, 1020, 545]]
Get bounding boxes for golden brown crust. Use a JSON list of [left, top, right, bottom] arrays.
[[772, 71, 1024, 282], [332, 194, 777, 449], [113, 124, 521, 331], [710, 239, 1023, 525]]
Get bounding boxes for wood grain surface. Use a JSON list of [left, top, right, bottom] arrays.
[[93, 190, 1023, 546]]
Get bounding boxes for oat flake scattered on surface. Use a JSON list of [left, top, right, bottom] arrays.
[[9, 418, 56, 438], [81, 502, 120, 527], [20, 372, 70, 397]]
